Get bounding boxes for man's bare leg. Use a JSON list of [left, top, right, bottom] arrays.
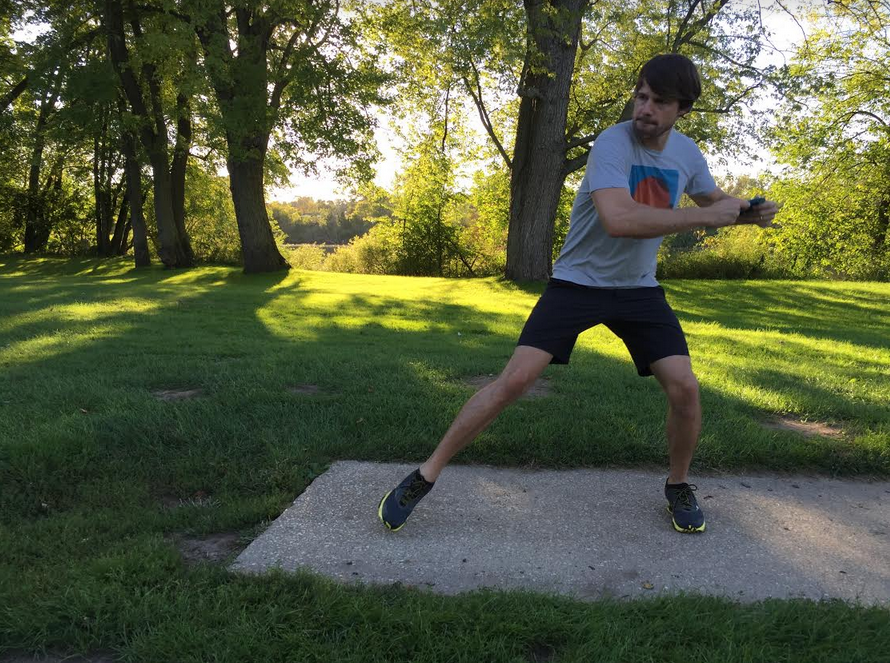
[[418, 346, 553, 482], [650, 354, 701, 484]]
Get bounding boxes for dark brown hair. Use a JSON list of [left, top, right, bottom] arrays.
[[635, 54, 702, 112]]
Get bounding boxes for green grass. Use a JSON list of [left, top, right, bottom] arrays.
[[1, 256, 888, 662]]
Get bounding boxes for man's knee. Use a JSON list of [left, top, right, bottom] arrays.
[[494, 367, 538, 404], [665, 373, 700, 412]]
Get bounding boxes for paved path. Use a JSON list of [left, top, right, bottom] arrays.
[[232, 461, 890, 605]]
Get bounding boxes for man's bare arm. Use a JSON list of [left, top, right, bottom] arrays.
[[592, 188, 746, 239], [689, 187, 732, 207]]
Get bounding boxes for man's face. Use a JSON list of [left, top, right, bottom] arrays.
[[632, 80, 687, 145]]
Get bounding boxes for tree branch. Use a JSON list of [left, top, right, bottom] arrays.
[[673, 0, 731, 52], [839, 109, 890, 130], [462, 60, 512, 170], [671, 0, 703, 52], [563, 150, 590, 177], [565, 132, 598, 151], [685, 39, 765, 73], [695, 80, 764, 113], [1, 75, 28, 111]]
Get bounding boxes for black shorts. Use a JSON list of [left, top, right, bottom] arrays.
[[517, 278, 689, 376]]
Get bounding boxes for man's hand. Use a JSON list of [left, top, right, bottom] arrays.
[[738, 199, 780, 228], [707, 198, 749, 228]]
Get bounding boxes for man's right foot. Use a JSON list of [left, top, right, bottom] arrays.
[[378, 469, 434, 531], [665, 481, 706, 533]]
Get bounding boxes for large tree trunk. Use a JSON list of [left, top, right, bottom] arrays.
[[93, 118, 117, 257], [110, 194, 129, 255], [23, 131, 50, 253], [170, 93, 194, 264], [104, 0, 191, 268], [122, 127, 151, 267], [23, 69, 63, 253], [228, 153, 289, 273], [147, 148, 190, 266], [505, 0, 587, 281], [195, 9, 288, 273]]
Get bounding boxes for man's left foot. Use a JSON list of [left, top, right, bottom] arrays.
[[665, 481, 706, 533], [378, 469, 434, 531]]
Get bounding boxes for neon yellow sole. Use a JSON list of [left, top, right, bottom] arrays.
[[666, 505, 706, 533], [378, 491, 404, 531]]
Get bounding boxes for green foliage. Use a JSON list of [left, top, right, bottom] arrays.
[[768, 0, 890, 281], [0, 155, 23, 251], [268, 198, 377, 245], [43, 178, 94, 255], [658, 175, 788, 280], [552, 177, 577, 263], [767, 175, 890, 280], [189, 0, 389, 173], [323, 124, 482, 277], [465, 165, 510, 275], [657, 227, 790, 280], [183, 165, 241, 264], [389, 137, 471, 276]]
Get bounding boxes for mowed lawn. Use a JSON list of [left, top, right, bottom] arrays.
[[1, 256, 888, 662]]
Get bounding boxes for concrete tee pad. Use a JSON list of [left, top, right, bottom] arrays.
[[232, 461, 890, 605]]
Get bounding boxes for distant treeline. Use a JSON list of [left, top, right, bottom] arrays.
[[267, 197, 392, 246]]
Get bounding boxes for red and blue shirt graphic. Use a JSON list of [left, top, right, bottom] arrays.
[[629, 165, 680, 209]]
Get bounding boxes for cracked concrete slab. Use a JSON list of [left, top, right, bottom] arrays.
[[231, 461, 890, 605]]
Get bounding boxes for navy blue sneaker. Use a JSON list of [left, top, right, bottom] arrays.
[[665, 481, 706, 533], [378, 469, 434, 531]]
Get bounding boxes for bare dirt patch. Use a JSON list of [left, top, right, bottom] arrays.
[[152, 388, 204, 402], [289, 384, 321, 395], [762, 415, 846, 439], [172, 532, 244, 565], [463, 375, 551, 399], [526, 643, 557, 663]]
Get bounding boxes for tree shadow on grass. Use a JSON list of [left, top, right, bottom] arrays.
[[664, 280, 890, 349]]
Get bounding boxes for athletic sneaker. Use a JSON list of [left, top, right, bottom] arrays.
[[665, 481, 706, 533], [378, 469, 434, 531]]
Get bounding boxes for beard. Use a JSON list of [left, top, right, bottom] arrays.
[[632, 117, 671, 143]]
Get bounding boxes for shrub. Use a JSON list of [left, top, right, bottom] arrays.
[[286, 244, 327, 271], [324, 222, 400, 274], [658, 224, 797, 280]]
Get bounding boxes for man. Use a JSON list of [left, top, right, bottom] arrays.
[[378, 54, 778, 534]]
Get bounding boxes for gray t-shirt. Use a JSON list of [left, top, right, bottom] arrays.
[[552, 121, 717, 288]]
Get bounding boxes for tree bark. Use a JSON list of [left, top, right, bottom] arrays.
[[228, 155, 289, 272], [505, 0, 587, 281]]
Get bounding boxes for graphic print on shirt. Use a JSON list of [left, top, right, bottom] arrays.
[[629, 165, 680, 209]]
